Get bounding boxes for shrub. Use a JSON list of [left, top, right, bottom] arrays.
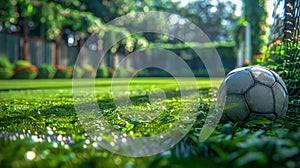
[[147, 68, 171, 77], [54, 65, 72, 78], [13, 60, 38, 79], [36, 64, 56, 79], [0, 57, 14, 79], [82, 64, 96, 78], [15, 60, 31, 67], [115, 66, 131, 77], [70, 66, 84, 78], [107, 66, 137, 78], [126, 66, 138, 76], [137, 69, 149, 77], [108, 67, 115, 77], [0, 57, 13, 68], [96, 65, 109, 78]]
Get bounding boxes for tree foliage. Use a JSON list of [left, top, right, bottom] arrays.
[[183, 0, 239, 42], [0, 0, 103, 40], [243, 0, 268, 54], [0, 0, 241, 59]]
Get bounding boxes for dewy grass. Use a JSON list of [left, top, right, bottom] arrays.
[[1, 78, 300, 167], [0, 78, 216, 167]]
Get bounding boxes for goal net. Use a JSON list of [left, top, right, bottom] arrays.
[[264, 0, 300, 113]]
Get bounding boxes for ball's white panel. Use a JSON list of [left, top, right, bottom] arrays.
[[217, 81, 227, 109], [225, 70, 254, 94], [270, 70, 288, 93], [281, 96, 289, 117], [250, 66, 276, 87], [272, 82, 287, 116], [223, 94, 250, 122], [246, 113, 276, 121], [227, 66, 248, 76], [245, 84, 274, 113]]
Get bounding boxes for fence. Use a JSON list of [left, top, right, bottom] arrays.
[[0, 33, 79, 66], [0, 32, 237, 77]]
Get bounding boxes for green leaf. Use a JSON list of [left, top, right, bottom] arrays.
[[274, 147, 299, 160], [27, 115, 37, 121], [113, 125, 121, 130], [124, 124, 134, 131], [253, 130, 265, 137], [235, 152, 267, 167], [245, 118, 272, 126], [209, 144, 227, 161], [220, 123, 234, 135]]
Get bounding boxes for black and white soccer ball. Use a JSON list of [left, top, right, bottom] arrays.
[[217, 65, 288, 122]]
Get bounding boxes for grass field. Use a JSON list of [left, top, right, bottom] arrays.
[[0, 78, 300, 167], [0, 78, 221, 90]]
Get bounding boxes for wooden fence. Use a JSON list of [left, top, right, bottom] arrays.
[[0, 33, 79, 66], [0, 32, 236, 76]]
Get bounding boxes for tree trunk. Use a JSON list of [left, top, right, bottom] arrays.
[[124, 50, 129, 68], [55, 41, 59, 66], [22, 18, 30, 61], [54, 36, 60, 66]]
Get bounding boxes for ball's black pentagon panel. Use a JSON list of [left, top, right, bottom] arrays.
[[245, 84, 274, 113], [246, 113, 276, 121], [225, 70, 254, 94], [223, 94, 250, 122], [250, 66, 276, 87]]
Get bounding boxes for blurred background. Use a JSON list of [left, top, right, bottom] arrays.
[[0, 0, 271, 79]]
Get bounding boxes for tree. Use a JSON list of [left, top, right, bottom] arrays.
[[0, 0, 104, 64], [0, 0, 241, 65], [82, 0, 239, 48], [243, 0, 267, 55]]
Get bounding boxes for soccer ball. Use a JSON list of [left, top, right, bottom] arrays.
[[217, 65, 288, 122]]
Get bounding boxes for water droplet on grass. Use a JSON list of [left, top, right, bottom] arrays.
[[53, 142, 58, 148], [48, 130, 54, 135], [25, 151, 36, 160], [47, 137, 52, 142], [96, 136, 102, 141], [92, 142, 98, 147], [57, 135, 63, 141]]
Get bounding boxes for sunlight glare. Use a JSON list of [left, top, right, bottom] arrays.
[[25, 151, 36, 160]]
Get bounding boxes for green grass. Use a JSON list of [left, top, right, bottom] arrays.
[[0, 78, 221, 90], [0, 78, 300, 168]]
